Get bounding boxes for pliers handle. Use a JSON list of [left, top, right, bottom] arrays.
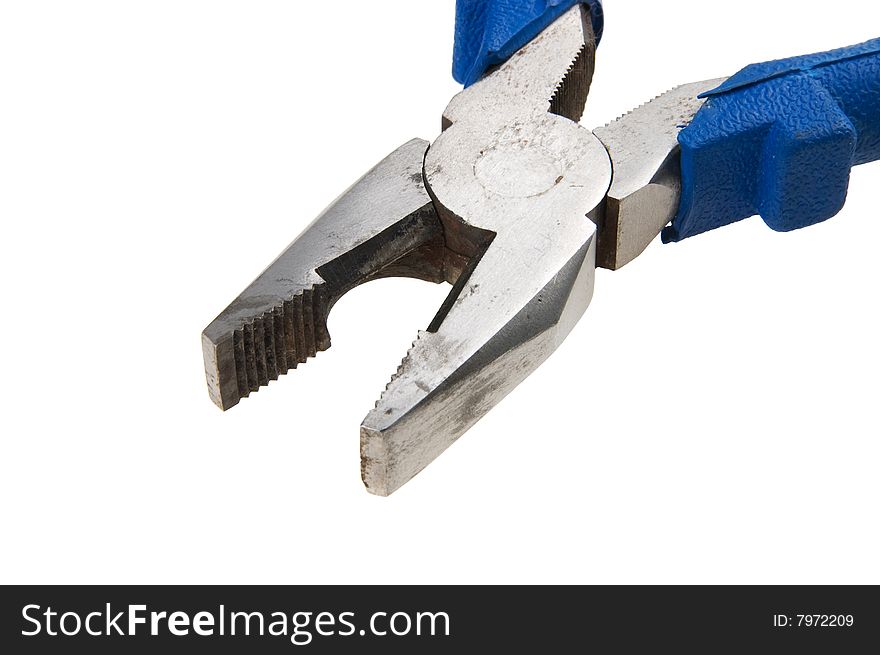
[[669, 39, 880, 241]]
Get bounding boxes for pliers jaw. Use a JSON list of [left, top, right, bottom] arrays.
[[364, 6, 608, 495], [201, 139, 444, 412], [365, 5, 611, 494]]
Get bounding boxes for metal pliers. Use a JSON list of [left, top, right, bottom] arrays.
[[202, 1, 880, 495]]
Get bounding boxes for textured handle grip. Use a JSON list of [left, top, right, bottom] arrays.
[[453, 0, 604, 87], [664, 38, 880, 243]]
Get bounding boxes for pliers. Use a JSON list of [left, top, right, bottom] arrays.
[[202, 1, 880, 495]]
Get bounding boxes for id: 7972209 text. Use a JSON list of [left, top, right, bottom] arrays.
[[773, 614, 854, 628]]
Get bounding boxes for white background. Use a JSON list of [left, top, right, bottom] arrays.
[[1, 1, 878, 584]]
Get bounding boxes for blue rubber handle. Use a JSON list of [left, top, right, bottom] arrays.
[[453, 0, 604, 87], [664, 38, 880, 243]]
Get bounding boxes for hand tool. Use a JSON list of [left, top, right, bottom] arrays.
[[202, 1, 880, 495]]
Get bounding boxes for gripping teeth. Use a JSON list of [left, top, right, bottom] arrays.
[[202, 138, 438, 412], [375, 331, 428, 409], [598, 78, 727, 130], [548, 41, 594, 123], [230, 285, 329, 400], [281, 300, 296, 369], [272, 305, 286, 374], [601, 87, 677, 128], [242, 322, 258, 392], [253, 317, 268, 386], [263, 310, 278, 381], [302, 288, 317, 358], [292, 294, 306, 365], [232, 328, 249, 394]]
